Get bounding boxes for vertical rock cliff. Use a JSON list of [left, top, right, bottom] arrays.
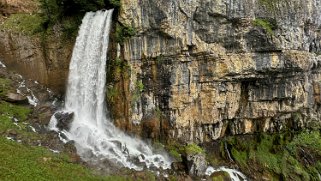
[[112, 0, 321, 143], [0, 0, 73, 93]]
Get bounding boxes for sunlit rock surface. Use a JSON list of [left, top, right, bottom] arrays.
[[117, 0, 321, 142]]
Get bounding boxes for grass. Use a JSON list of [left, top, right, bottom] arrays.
[[0, 13, 44, 35], [0, 137, 129, 181], [0, 98, 129, 180], [0, 101, 31, 121], [0, 78, 11, 98]]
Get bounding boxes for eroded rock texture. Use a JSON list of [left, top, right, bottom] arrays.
[[0, 32, 73, 93], [118, 0, 321, 142]]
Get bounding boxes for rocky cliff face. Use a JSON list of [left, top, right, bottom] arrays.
[[0, 32, 73, 93], [115, 0, 321, 143], [0, 0, 73, 93]]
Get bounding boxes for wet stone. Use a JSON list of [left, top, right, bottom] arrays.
[[55, 112, 74, 131]]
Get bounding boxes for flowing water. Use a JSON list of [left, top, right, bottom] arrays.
[[48, 9, 247, 180], [49, 10, 171, 170]]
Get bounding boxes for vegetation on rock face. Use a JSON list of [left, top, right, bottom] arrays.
[[109, 0, 121, 7], [252, 18, 277, 35], [220, 131, 321, 180], [184, 143, 205, 155], [115, 23, 136, 44]]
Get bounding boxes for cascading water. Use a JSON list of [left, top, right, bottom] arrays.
[[48, 10, 171, 170]]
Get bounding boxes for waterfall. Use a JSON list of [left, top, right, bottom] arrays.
[[49, 10, 171, 170]]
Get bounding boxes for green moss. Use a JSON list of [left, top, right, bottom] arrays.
[[0, 137, 129, 180], [184, 143, 204, 155], [231, 148, 247, 167], [0, 14, 44, 35], [252, 18, 276, 35], [169, 149, 182, 161]]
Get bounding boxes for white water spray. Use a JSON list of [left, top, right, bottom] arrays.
[[49, 10, 171, 170]]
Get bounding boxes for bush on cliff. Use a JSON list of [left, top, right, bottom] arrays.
[[39, 0, 120, 37]]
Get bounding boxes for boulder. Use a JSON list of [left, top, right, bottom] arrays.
[[54, 112, 74, 131], [4, 92, 28, 104], [183, 153, 208, 176]]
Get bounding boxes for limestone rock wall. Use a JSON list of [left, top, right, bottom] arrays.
[[0, 32, 73, 93], [118, 0, 321, 142]]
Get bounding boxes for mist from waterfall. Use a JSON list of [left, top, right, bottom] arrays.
[[49, 10, 171, 170]]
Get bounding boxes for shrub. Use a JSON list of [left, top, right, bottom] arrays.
[[39, 0, 121, 38], [115, 23, 136, 44]]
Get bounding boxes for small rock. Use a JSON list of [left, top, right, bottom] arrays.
[[4, 92, 28, 104], [42, 157, 52, 162], [171, 161, 186, 173]]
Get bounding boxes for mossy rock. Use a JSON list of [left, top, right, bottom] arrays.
[[210, 171, 231, 181], [184, 143, 205, 155]]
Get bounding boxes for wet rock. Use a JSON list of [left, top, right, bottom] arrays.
[[171, 161, 187, 174], [4, 92, 28, 104], [55, 112, 74, 131], [183, 153, 208, 176], [6, 129, 17, 137]]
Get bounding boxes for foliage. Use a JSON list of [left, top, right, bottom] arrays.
[[252, 18, 277, 35], [131, 80, 144, 104], [136, 80, 144, 93], [110, 0, 121, 7], [115, 23, 136, 44], [106, 86, 118, 103], [39, 0, 121, 39]]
